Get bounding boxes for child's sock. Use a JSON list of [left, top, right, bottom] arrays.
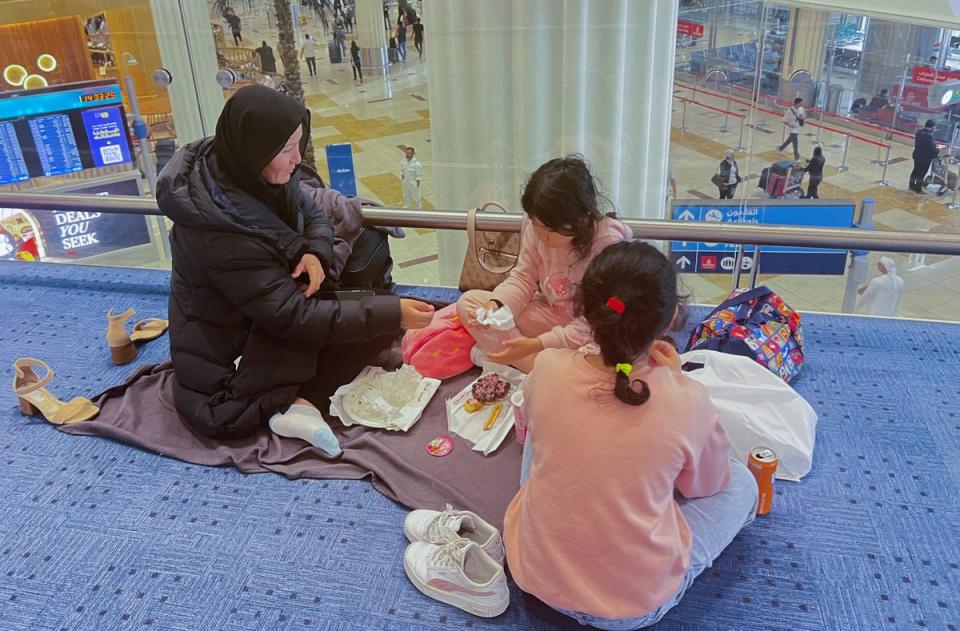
[[269, 404, 342, 457]]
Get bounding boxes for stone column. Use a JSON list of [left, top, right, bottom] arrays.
[[355, 0, 391, 97], [426, 0, 679, 285]]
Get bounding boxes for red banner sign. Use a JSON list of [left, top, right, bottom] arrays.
[[677, 19, 704, 38], [912, 65, 960, 86]]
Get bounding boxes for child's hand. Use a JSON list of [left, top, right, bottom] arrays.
[[488, 336, 543, 365], [648, 340, 681, 372]]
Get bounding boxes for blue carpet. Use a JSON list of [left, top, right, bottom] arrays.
[[0, 260, 958, 631]]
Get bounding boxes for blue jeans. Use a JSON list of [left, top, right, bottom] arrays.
[[398, 40, 407, 60], [518, 444, 757, 630]]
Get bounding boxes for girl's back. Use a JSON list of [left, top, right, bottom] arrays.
[[504, 348, 730, 619]]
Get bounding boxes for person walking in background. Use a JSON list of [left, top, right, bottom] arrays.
[[300, 34, 318, 77], [667, 164, 678, 199], [319, 5, 329, 35], [224, 8, 243, 46], [714, 150, 741, 199], [396, 18, 408, 62], [412, 18, 424, 58], [255, 40, 277, 74], [909, 119, 939, 193], [803, 146, 825, 199], [857, 257, 904, 316], [344, 3, 354, 33], [383, 2, 391, 30], [350, 40, 363, 84], [334, 19, 347, 58], [400, 146, 422, 208], [777, 97, 804, 160]]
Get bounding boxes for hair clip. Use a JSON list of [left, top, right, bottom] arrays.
[[615, 363, 633, 377], [606, 296, 625, 315]]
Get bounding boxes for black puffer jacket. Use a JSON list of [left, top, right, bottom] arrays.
[[157, 139, 401, 439]]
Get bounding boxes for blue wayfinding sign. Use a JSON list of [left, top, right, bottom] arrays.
[[325, 143, 357, 197], [669, 200, 857, 275]]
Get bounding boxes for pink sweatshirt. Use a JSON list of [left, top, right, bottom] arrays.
[[503, 349, 732, 619], [491, 216, 632, 350]]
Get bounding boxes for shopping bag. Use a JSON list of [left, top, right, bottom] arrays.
[[685, 285, 804, 382], [681, 349, 817, 481]]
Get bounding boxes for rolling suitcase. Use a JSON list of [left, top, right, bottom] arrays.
[[758, 167, 770, 191], [766, 173, 787, 197]]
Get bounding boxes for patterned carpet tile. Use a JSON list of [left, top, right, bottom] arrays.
[[0, 261, 958, 630]]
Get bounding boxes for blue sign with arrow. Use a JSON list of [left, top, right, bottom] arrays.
[[668, 200, 856, 275]]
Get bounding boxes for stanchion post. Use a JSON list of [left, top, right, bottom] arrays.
[[875, 144, 892, 186], [735, 116, 746, 151], [720, 108, 731, 133], [837, 134, 851, 172], [814, 118, 823, 146], [680, 99, 689, 132], [871, 128, 889, 165]]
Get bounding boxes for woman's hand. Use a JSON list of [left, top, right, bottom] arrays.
[[488, 336, 543, 365], [648, 339, 681, 372], [466, 300, 501, 329], [400, 299, 435, 329], [292, 253, 325, 297]]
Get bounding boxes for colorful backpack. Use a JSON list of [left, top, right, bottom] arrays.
[[685, 286, 805, 382], [401, 304, 476, 380]]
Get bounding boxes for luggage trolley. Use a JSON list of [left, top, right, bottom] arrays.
[[758, 159, 805, 198]]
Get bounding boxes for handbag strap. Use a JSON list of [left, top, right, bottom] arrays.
[[712, 285, 773, 315]]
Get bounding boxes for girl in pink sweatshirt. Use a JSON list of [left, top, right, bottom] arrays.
[[457, 156, 632, 372], [503, 241, 758, 628]]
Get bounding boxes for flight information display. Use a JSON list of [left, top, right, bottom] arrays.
[[28, 114, 84, 176], [0, 121, 30, 185], [0, 80, 133, 182]]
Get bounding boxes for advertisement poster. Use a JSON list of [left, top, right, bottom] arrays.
[[24, 178, 152, 260], [81, 106, 133, 168]]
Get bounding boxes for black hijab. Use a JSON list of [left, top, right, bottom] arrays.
[[213, 85, 311, 208]]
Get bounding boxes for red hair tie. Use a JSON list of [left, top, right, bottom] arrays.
[[606, 296, 625, 315]]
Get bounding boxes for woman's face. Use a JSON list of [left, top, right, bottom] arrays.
[[261, 125, 303, 185], [530, 216, 573, 248]]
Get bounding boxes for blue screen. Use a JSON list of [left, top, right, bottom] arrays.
[[0, 121, 29, 185], [81, 107, 132, 167]]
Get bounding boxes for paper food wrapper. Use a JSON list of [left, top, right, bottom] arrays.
[[445, 363, 525, 455], [474, 305, 515, 331], [329, 365, 440, 432]]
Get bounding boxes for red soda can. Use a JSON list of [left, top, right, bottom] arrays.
[[748, 447, 778, 515]]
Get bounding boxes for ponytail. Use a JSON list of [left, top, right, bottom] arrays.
[[613, 368, 650, 406]]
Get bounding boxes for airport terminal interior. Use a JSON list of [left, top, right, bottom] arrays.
[[0, 0, 958, 629]]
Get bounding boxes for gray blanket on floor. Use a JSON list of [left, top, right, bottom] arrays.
[[60, 362, 522, 530]]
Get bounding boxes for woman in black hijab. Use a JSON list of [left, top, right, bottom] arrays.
[[157, 85, 433, 453]]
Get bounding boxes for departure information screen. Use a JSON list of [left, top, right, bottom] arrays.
[[28, 114, 83, 176], [0, 121, 30, 185], [0, 80, 133, 184]]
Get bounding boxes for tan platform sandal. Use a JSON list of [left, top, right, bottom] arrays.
[[106, 308, 169, 365], [13, 358, 99, 424]]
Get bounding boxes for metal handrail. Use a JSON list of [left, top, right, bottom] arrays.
[[3, 192, 960, 256]]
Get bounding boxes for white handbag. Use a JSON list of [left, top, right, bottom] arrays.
[[680, 349, 818, 481]]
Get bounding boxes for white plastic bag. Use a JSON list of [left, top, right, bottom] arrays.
[[329, 365, 440, 431], [680, 349, 817, 481]]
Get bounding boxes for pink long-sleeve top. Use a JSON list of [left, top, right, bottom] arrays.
[[490, 216, 632, 350], [503, 349, 733, 619]]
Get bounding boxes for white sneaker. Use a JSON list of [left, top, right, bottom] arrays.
[[403, 539, 510, 618], [469, 345, 488, 367], [403, 505, 505, 564]]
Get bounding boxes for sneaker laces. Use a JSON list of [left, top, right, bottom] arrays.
[[427, 504, 464, 542], [429, 537, 470, 569]]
